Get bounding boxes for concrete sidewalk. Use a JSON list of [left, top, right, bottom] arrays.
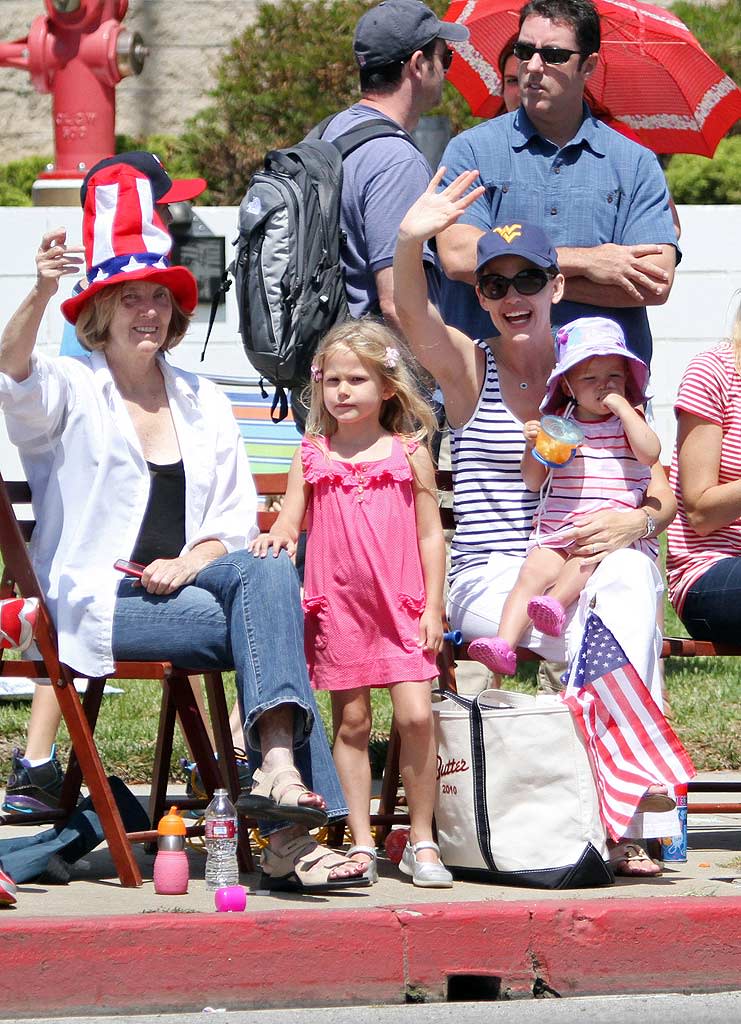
[[0, 775, 740, 918], [0, 776, 739, 1018]]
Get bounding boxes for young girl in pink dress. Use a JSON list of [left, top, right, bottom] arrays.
[[249, 320, 452, 888]]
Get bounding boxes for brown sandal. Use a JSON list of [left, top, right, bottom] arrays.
[[236, 765, 328, 827], [260, 835, 371, 892], [637, 791, 677, 813]]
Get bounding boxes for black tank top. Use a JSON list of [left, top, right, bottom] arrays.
[[130, 459, 186, 567]]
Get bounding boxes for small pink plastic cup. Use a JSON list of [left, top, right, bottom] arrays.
[[214, 885, 246, 912]]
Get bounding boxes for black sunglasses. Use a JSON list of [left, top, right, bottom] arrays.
[[513, 42, 583, 65], [477, 268, 554, 301], [441, 46, 454, 71]]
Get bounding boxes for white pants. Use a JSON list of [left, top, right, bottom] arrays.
[[447, 548, 679, 840]]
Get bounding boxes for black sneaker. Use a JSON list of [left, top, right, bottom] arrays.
[[2, 745, 65, 814]]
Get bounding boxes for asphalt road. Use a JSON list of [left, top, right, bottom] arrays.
[[18, 991, 741, 1024]]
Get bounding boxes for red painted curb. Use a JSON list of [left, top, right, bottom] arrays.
[[401, 898, 741, 999], [0, 898, 739, 1015]]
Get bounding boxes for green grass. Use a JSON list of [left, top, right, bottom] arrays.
[[0, 674, 395, 785], [1, 547, 738, 781]]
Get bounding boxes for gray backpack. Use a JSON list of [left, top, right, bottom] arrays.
[[232, 115, 417, 421]]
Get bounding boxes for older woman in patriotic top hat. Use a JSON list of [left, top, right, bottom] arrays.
[[0, 163, 368, 892]]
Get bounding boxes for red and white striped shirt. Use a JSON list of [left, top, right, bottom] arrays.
[[667, 345, 741, 615]]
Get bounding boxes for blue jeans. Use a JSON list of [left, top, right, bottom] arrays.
[[680, 556, 741, 644], [111, 549, 348, 834]]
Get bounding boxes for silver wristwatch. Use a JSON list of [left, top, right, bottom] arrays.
[[643, 511, 657, 539]]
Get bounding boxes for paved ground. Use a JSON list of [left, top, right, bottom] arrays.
[[17, 992, 741, 1024], [1, 772, 739, 918], [1, 776, 738, 1018]]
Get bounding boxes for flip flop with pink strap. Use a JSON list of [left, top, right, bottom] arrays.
[[236, 765, 328, 827], [527, 595, 566, 637]]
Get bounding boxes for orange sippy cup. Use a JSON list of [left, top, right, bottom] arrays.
[[532, 415, 584, 468]]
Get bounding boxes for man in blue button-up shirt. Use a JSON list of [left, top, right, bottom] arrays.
[[437, 0, 679, 366]]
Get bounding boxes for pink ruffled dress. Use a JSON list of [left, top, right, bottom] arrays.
[[301, 435, 439, 691]]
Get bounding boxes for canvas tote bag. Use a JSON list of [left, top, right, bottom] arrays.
[[433, 688, 613, 889]]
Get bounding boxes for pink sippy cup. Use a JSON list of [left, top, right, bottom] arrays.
[[153, 806, 189, 896]]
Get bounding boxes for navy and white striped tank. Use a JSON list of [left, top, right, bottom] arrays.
[[449, 342, 539, 578]]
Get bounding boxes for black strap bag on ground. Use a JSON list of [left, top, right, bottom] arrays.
[[433, 688, 613, 889], [228, 115, 417, 421]]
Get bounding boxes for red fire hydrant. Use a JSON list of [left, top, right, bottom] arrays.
[[0, 0, 146, 192]]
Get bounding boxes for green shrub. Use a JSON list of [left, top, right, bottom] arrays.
[[671, 1, 741, 86], [0, 156, 50, 206], [179, 0, 480, 204], [666, 136, 741, 204]]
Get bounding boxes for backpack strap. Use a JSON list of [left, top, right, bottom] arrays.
[[330, 117, 421, 159], [308, 111, 420, 158]]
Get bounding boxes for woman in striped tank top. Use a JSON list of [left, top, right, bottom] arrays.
[[469, 317, 661, 677], [395, 170, 679, 871]]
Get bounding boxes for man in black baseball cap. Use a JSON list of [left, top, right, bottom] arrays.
[[354, 0, 469, 69]]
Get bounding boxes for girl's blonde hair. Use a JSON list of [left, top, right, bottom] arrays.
[[304, 318, 438, 448], [74, 282, 190, 352]]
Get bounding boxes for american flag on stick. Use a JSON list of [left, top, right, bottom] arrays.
[[563, 612, 695, 841]]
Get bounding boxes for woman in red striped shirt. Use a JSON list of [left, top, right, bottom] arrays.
[[668, 299, 741, 641]]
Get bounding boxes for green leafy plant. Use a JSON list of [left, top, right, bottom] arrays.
[[0, 156, 50, 206], [179, 0, 480, 204], [671, 1, 741, 86], [666, 136, 741, 204]]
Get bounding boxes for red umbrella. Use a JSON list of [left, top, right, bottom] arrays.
[[443, 0, 741, 156]]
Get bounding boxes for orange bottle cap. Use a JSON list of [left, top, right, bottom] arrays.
[[158, 806, 186, 836]]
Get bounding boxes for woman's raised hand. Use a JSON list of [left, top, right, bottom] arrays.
[[36, 229, 84, 295], [398, 168, 485, 244]]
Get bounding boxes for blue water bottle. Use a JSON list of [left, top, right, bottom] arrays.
[[659, 784, 688, 862]]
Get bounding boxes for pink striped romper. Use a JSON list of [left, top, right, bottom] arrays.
[[529, 414, 658, 559]]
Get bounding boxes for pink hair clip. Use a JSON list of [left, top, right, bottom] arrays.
[[384, 347, 400, 369], [310, 364, 323, 382]]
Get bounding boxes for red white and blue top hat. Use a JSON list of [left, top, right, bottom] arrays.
[[61, 164, 198, 325]]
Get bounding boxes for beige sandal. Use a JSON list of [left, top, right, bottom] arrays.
[[608, 842, 662, 877], [260, 835, 371, 892], [236, 765, 328, 827]]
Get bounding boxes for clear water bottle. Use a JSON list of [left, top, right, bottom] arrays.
[[204, 788, 239, 890]]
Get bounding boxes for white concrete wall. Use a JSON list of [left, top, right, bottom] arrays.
[[0, 204, 740, 475], [649, 205, 741, 462]]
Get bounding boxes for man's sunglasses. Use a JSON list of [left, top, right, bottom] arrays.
[[477, 268, 555, 301], [513, 42, 583, 65], [404, 46, 454, 70]]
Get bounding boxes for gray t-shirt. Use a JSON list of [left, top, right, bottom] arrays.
[[323, 103, 438, 317]]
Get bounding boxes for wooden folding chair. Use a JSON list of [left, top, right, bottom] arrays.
[[0, 473, 254, 886]]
